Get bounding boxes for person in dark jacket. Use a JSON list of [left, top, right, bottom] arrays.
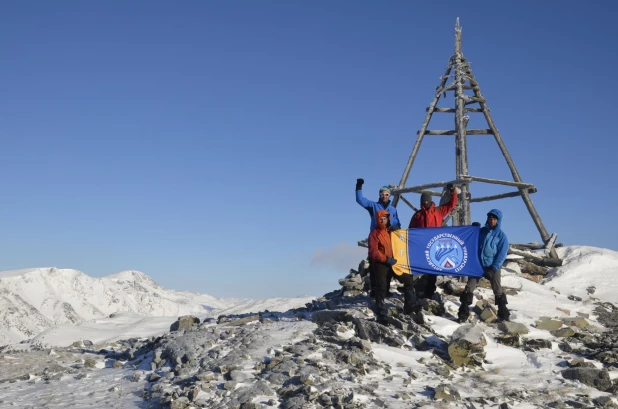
[[355, 178, 401, 232], [409, 184, 459, 299], [369, 210, 423, 324], [458, 209, 510, 322]]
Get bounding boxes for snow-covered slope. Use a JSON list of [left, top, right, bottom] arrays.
[[0, 267, 235, 345]]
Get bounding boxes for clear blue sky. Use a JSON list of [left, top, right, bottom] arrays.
[[1, 1, 616, 298]]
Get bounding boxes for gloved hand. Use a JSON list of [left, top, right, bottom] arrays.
[[447, 183, 455, 192], [386, 257, 397, 266], [356, 178, 364, 190], [389, 223, 401, 231]]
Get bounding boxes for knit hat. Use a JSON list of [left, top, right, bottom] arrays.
[[379, 186, 391, 194], [420, 192, 432, 204]]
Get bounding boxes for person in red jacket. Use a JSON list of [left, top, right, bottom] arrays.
[[369, 210, 422, 324], [409, 183, 459, 300]]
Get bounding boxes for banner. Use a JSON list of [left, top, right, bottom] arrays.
[[390, 226, 484, 278]]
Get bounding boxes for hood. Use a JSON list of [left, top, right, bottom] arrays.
[[486, 208, 503, 229], [376, 209, 390, 230]]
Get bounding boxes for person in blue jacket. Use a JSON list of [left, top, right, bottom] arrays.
[[457, 209, 510, 322], [355, 178, 401, 232]]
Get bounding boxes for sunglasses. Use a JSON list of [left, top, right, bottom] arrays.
[[487, 215, 498, 220]]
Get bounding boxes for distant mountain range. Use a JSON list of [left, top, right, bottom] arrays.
[[0, 267, 243, 345]]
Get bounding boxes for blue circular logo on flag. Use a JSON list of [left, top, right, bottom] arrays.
[[428, 235, 464, 271]]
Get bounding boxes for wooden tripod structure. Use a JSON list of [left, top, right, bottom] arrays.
[[390, 19, 559, 261]]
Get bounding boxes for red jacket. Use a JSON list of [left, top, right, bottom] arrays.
[[409, 190, 458, 228], [368, 210, 394, 263]]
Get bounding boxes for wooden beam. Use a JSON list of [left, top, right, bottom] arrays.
[[469, 189, 536, 203], [391, 179, 468, 195], [419, 129, 493, 135], [543, 233, 558, 257], [398, 195, 418, 212], [427, 107, 483, 113], [461, 175, 535, 189], [392, 65, 453, 208], [508, 247, 563, 267]]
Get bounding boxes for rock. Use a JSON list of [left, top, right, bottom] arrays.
[[228, 370, 249, 382], [480, 307, 498, 323], [220, 314, 260, 326], [568, 295, 583, 302], [311, 310, 357, 325], [448, 324, 486, 367], [561, 368, 613, 391], [561, 317, 590, 328], [83, 358, 97, 368], [495, 334, 520, 347], [550, 327, 577, 338], [240, 403, 261, 409], [170, 316, 200, 332], [148, 373, 161, 382], [421, 299, 445, 316], [592, 396, 617, 408], [535, 317, 563, 331], [170, 397, 190, 409], [517, 260, 549, 276], [524, 339, 552, 349], [556, 307, 571, 316], [352, 318, 405, 348], [433, 384, 461, 401], [586, 286, 596, 295], [500, 321, 529, 335]]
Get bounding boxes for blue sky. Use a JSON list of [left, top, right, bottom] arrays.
[[1, 1, 616, 298]]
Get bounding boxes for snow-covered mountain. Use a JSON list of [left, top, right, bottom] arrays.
[[0, 267, 238, 345]]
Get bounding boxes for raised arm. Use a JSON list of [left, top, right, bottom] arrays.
[[436, 186, 459, 218]]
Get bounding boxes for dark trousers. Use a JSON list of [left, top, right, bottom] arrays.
[[465, 267, 503, 297], [371, 261, 418, 308]]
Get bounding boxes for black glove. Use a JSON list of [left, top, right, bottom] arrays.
[[356, 178, 364, 190], [386, 257, 397, 266], [389, 223, 401, 231], [484, 267, 497, 275], [447, 183, 454, 192]]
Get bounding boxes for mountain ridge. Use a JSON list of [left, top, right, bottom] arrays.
[[0, 267, 233, 345]]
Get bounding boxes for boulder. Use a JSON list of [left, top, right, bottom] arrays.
[[535, 317, 563, 331], [561, 368, 613, 392], [170, 316, 200, 332], [500, 321, 529, 335], [448, 324, 486, 367]]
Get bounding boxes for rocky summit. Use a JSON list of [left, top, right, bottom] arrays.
[[1, 248, 618, 408]]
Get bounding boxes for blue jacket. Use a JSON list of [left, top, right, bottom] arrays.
[[478, 208, 509, 271], [356, 189, 401, 232]]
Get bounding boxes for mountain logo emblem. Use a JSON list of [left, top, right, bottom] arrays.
[[426, 234, 467, 272]]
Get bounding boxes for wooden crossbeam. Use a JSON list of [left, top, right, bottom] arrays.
[[398, 195, 418, 212], [419, 129, 493, 135], [390, 179, 468, 195], [470, 189, 536, 203], [461, 175, 534, 189], [427, 107, 483, 113]]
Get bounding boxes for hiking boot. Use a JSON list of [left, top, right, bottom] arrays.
[[457, 303, 470, 323], [374, 298, 388, 321], [496, 294, 510, 321]]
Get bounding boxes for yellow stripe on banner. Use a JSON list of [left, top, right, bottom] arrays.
[[390, 230, 411, 276]]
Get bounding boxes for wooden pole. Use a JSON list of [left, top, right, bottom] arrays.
[[392, 65, 452, 208], [471, 76, 557, 257], [453, 20, 471, 225]]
